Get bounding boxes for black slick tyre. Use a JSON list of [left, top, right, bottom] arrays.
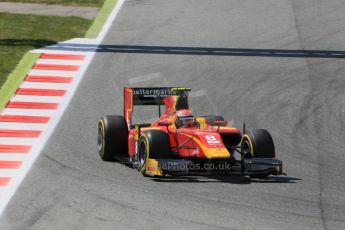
[[97, 115, 128, 161], [137, 130, 171, 176], [241, 129, 275, 178]]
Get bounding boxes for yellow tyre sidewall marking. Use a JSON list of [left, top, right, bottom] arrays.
[[241, 134, 254, 157], [99, 119, 106, 157], [139, 134, 150, 174]]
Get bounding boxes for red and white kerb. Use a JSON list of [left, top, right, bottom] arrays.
[[0, 52, 88, 207]]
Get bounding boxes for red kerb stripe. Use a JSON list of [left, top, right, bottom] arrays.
[[0, 145, 31, 153], [0, 115, 50, 123], [40, 53, 85, 60], [25, 75, 73, 84], [16, 88, 66, 96], [0, 130, 41, 138], [0, 161, 22, 169], [32, 64, 79, 71], [6, 101, 59, 110], [0, 177, 11, 186]]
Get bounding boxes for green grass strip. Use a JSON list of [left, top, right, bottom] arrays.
[[0, 52, 39, 111], [0, 0, 105, 7], [85, 0, 117, 38], [0, 0, 118, 110]]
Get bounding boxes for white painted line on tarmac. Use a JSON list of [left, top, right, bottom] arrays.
[[96, 0, 126, 42], [63, 38, 100, 44]]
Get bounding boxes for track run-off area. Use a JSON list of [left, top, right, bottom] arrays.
[[1, 0, 345, 229]]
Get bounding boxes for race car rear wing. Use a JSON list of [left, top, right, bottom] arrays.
[[123, 87, 190, 128]]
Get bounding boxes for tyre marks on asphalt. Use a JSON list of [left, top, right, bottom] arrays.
[[126, 72, 235, 125]]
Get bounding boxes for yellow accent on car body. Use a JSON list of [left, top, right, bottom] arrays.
[[145, 158, 163, 176], [99, 119, 106, 156], [140, 134, 163, 176], [184, 134, 231, 159]]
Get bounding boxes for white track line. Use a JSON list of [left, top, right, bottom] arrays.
[[96, 0, 126, 42]]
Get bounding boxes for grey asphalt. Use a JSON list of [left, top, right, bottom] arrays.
[[1, 0, 345, 229], [0, 2, 99, 20]]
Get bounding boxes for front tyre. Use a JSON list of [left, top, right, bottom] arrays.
[[241, 129, 275, 178], [98, 116, 128, 161], [138, 135, 149, 175], [137, 130, 171, 176]]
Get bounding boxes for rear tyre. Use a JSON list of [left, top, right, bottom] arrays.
[[241, 129, 275, 178], [98, 115, 128, 161], [200, 115, 224, 125]]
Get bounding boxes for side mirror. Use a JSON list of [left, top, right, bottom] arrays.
[[158, 121, 171, 126], [214, 120, 228, 126]]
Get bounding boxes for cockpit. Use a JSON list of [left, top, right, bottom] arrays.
[[175, 115, 197, 128]]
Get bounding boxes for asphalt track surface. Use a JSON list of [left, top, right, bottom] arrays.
[[1, 0, 345, 229]]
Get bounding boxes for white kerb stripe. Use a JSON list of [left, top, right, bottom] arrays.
[[0, 155, 29, 161], [10, 95, 64, 103], [1, 109, 55, 117], [20, 82, 71, 90], [28, 70, 77, 77], [0, 123, 47, 130], [0, 170, 24, 178], [36, 59, 84, 65], [0, 138, 38, 145]]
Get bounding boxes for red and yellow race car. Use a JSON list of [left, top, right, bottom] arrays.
[[97, 87, 283, 178]]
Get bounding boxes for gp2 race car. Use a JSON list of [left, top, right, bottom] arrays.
[[97, 87, 283, 178]]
